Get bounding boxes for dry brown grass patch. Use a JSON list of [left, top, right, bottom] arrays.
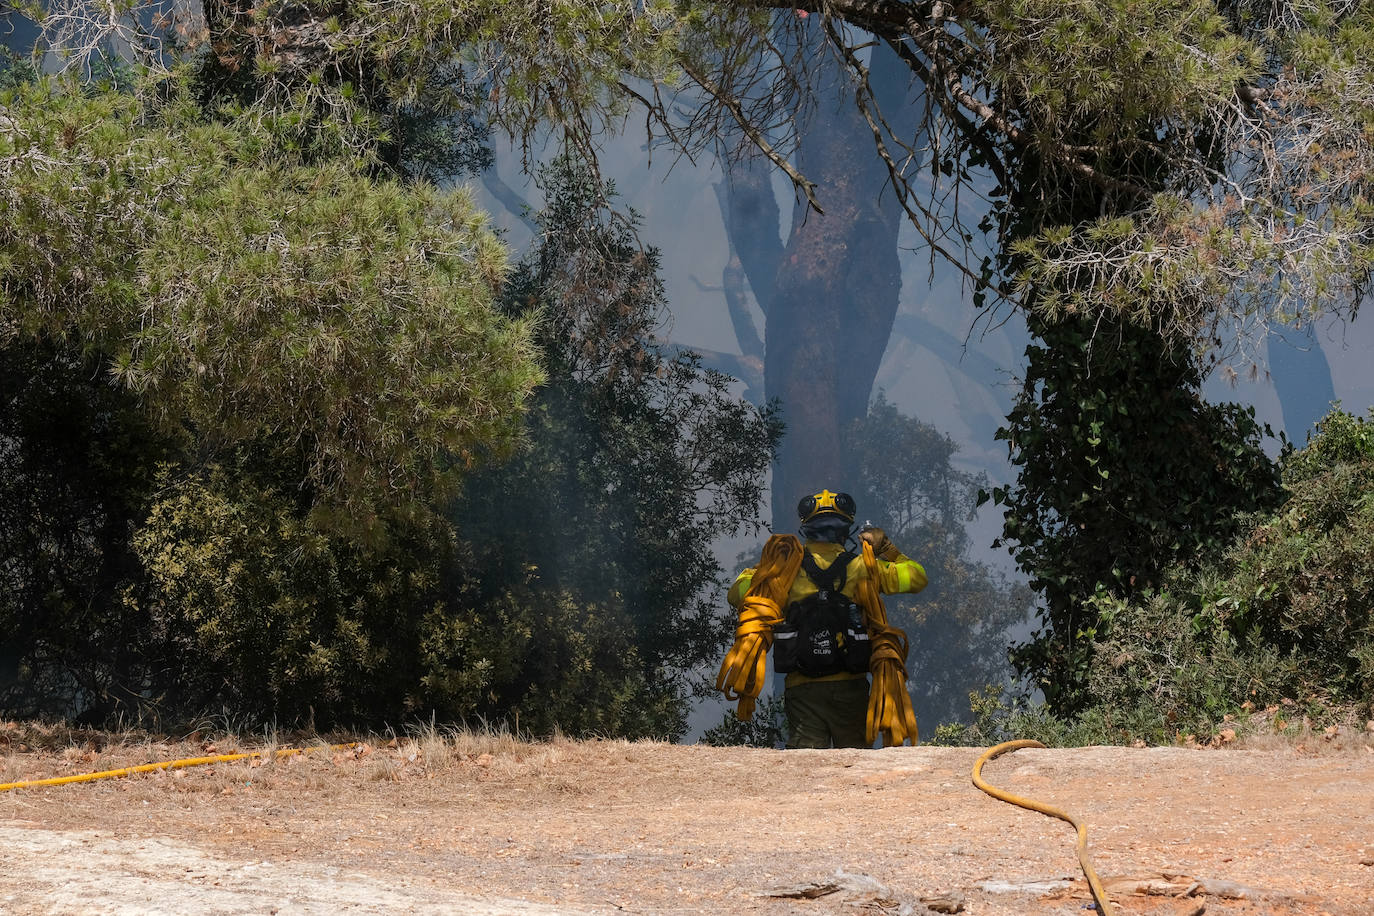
[[0, 721, 678, 802]]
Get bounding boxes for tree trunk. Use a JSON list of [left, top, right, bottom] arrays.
[[1267, 324, 1337, 443], [721, 46, 917, 527]]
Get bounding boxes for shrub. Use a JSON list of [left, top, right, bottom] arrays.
[[1072, 405, 1374, 739], [700, 696, 786, 748]]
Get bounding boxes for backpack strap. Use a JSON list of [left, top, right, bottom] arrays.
[[799, 549, 854, 594]]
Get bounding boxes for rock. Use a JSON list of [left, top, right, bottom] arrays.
[[976, 878, 1073, 895], [761, 868, 887, 900], [918, 891, 965, 913]]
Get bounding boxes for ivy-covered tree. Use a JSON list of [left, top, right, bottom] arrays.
[[970, 0, 1300, 714], [988, 319, 1284, 714]]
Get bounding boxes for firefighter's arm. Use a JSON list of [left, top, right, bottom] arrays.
[[876, 554, 927, 594], [727, 568, 756, 609], [860, 527, 927, 594]]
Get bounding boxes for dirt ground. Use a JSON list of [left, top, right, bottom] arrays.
[[1, 732, 1372, 916]]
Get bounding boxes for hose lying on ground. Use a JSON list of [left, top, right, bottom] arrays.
[[972, 739, 1116, 916], [0, 743, 356, 792]]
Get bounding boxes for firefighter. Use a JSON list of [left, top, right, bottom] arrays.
[[725, 489, 927, 748]]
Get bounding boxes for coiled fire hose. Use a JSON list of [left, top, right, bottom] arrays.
[[972, 739, 1116, 916], [716, 534, 805, 722], [0, 743, 356, 792], [855, 541, 919, 747]]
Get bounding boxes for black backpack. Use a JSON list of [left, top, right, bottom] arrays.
[[772, 550, 872, 677]]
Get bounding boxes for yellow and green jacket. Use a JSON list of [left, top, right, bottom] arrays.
[[727, 540, 927, 688]]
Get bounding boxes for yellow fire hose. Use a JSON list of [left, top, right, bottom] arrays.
[[0, 743, 355, 792], [716, 534, 804, 722], [855, 541, 919, 747], [972, 739, 1116, 916]]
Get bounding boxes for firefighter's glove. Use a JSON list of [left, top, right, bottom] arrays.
[[860, 526, 901, 561]]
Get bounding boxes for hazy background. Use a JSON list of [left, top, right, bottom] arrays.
[[472, 128, 1374, 739]]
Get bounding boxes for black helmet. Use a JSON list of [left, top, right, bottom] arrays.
[[797, 489, 856, 525]]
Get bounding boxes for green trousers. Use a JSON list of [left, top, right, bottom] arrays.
[[784, 677, 871, 749]]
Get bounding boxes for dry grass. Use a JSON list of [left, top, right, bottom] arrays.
[[1, 750, 22, 785], [0, 717, 647, 796], [7, 710, 1370, 796], [1167, 700, 1374, 756], [1233, 717, 1374, 756]]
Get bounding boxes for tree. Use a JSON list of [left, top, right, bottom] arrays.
[[707, 38, 922, 523], [0, 68, 545, 723], [850, 394, 1032, 725], [449, 160, 781, 738], [956, 1, 1334, 711], [0, 77, 542, 526], [988, 319, 1284, 713]]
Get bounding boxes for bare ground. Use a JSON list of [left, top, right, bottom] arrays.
[[2, 730, 1372, 916]]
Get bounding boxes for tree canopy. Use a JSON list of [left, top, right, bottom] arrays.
[[695, 2, 1374, 359], [22, 1, 1373, 358], [0, 75, 541, 524]]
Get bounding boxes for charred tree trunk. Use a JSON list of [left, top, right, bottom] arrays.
[[720, 45, 918, 527], [765, 135, 903, 522]]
